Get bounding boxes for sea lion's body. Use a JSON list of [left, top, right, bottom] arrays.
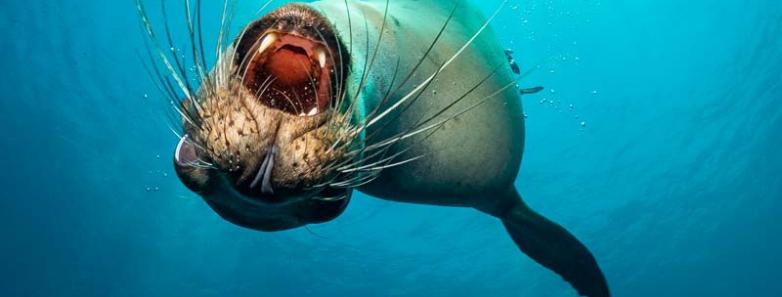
[[148, 0, 610, 295], [306, 3, 608, 296], [313, 0, 523, 209]]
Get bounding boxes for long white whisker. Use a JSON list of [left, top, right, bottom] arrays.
[[365, 0, 508, 128], [364, 80, 517, 154], [136, 0, 193, 100]]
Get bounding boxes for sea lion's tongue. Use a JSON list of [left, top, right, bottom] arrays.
[[265, 45, 312, 86]]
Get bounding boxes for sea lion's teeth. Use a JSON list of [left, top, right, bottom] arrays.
[[307, 107, 318, 116], [317, 49, 327, 68], [258, 33, 278, 55]]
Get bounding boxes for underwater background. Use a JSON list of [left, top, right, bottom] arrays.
[[1, 0, 781, 296]]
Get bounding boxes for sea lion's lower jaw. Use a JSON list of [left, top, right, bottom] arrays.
[[174, 150, 350, 232]]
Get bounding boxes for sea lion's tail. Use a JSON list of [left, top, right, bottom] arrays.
[[494, 188, 610, 297]]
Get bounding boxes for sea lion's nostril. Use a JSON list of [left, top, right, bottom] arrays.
[[175, 135, 198, 165]]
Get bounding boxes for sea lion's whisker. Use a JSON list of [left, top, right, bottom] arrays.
[[137, 47, 198, 129], [363, 58, 447, 143], [333, 0, 353, 113], [361, 3, 460, 127], [215, 0, 231, 59], [406, 64, 504, 130], [336, 61, 490, 170], [338, 149, 407, 173], [171, 100, 199, 129], [136, 0, 193, 101], [320, 141, 390, 174], [184, 0, 206, 82], [355, 154, 424, 174], [250, 148, 270, 189], [279, 91, 301, 115], [360, 57, 402, 128], [160, 0, 197, 97], [337, 154, 425, 189], [194, 0, 208, 75], [326, 1, 461, 158], [342, 62, 508, 160], [261, 147, 277, 194], [254, 76, 275, 98], [348, 0, 391, 114], [293, 57, 321, 114], [342, 0, 353, 72], [239, 41, 264, 84], [255, 0, 276, 15], [311, 195, 347, 202], [313, 27, 347, 117], [328, 172, 373, 188], [337, 80, 511, 185], [321, 56, 400, 158], [339, 174, 380, 188], [365, 0, 508, 129], [137, 49, 175, 103], [320, 135, 404, 189], [138, 0, 216, 131], [330, 2, 369, 116], [236, 21, 281, 83], [365, 79, 518, 155]]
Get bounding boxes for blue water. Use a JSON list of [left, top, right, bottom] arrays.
[[1, 0, 780, 296]]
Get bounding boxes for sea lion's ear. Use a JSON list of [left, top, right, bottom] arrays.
[[497, 190, 610, 297]]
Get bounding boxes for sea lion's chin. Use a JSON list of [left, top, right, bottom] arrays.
[[173, 136, 351, 232], [208, 173, 351, 232]]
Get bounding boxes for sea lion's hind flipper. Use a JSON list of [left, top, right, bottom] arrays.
[[498, 191, 610, 297]]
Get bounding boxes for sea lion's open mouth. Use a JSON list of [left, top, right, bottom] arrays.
[[241, 31, 333, 116]]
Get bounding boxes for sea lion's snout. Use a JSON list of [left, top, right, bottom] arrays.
[[171, 4, 354, 231]]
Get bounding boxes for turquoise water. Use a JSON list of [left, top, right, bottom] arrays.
[[1, 0, 781, 296]]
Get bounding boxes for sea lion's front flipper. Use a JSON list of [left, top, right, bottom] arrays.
[[496, 189, 610, 297]]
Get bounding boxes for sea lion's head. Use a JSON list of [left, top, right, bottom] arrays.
[[171, 4, 359, 231]]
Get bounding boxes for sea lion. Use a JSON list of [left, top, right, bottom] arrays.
[[138, 0, 609, 296]]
